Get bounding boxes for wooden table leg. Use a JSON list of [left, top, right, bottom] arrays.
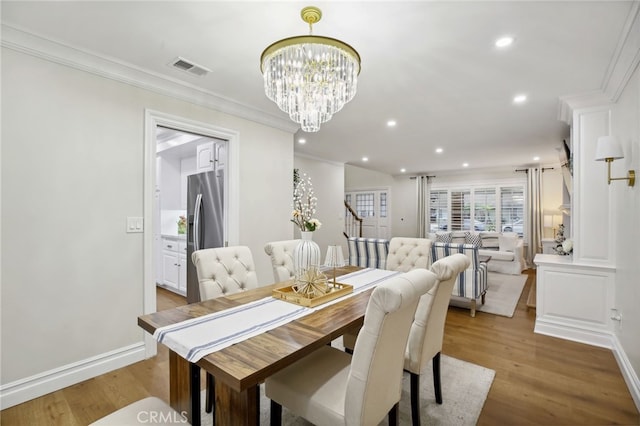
[[169, 350, 201, 426], [215, 380, 260, 425]]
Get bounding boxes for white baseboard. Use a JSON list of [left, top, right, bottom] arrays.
[[0, 342, 146, 409], [534, 318, 614, 349], [611, 334, 640, 412]]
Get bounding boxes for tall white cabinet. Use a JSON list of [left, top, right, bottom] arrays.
[[535, 100, 617, 348]]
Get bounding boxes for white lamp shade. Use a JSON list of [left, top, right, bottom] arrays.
[[543, 215, 553, 227], [595, 136, 624, 161], [324, 245, 346, 268]]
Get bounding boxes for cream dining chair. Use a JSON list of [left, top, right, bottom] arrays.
[[263, 239, 300, 282], [265, 268, 439, 426], [191, 245, 259, 417], [405, 253, 470, 426], [343, 237, 432, 352]]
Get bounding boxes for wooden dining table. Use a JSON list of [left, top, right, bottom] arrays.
[[138, 265, 370, 426]]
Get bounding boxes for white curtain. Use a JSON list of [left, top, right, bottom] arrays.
[[526, 168, 543, 267], [416, 176, 430, 237]]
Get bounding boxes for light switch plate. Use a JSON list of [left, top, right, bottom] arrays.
[[127, 217, 144, 233]]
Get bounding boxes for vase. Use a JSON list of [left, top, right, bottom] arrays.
[[294, 231, 321, 277]]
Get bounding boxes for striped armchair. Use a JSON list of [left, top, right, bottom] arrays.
[[347, 237, 390, 270], [431, 242, 488, 317]]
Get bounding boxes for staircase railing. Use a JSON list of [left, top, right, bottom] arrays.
[[343, 200, 363, 238]]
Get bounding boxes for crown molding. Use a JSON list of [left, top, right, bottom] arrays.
[[557, 91, 611, 125], [1, 24, 300, 134], [558, 2, 640, 124], [602, 1, 640, 102], [294, 151, 346, 168]]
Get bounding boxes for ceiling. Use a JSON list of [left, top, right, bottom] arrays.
[[2, 1, 633, 175]]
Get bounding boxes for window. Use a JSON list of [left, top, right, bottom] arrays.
[[355, 193, 375, 217], [427, 183, 526, 236], [474, 188, 496, 231], [429, 190, 448, 231], [500, 187, 525, 235], [450, 190, 471, 230], [379, 192, 387, 218]]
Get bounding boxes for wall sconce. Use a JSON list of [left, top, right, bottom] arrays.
[[594, 136, 635, 187]]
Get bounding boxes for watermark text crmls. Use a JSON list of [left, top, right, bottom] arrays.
[[136, 410, 188, 423]]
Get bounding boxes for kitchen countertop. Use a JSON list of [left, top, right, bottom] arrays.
[[161, 234, 186, 240]]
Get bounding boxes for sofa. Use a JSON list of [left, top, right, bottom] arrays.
[[428, 231, 526, 275], [431, 242, 488, 317], [346, 237, 390, 269]]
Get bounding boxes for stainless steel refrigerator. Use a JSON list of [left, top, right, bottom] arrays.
[[186, 170, 224, 303]]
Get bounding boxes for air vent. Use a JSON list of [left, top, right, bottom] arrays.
[[169, 57, 211, 77]]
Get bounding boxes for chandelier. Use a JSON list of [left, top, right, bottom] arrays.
[[260, 6, 361, 132]]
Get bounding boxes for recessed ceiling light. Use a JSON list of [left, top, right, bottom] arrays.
[[435, 148, 443, 154], [400, 168, 406, 173], [513, 94, 527, 104], [462, 163, 469, 168], [495, 36, 514, 48], [362, 157, 369, 162], [387, 120, 397, 127], [533, 156, 540, 161], [298, 138, 306, 144]]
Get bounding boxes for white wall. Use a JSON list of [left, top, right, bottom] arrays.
[[294, 156, 345, 260], [611, 64, 640, 394], [1, 47, 293, 403], [344, 164, 418, 238]]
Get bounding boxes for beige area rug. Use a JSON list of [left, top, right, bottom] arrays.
[[449, 272, 527, 317], [201, 354, 495, 425]]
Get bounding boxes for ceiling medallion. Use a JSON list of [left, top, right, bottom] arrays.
[[260, 6, 361, 132]]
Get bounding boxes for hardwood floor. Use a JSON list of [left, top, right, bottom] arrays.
[[1, 277, 639, 425]]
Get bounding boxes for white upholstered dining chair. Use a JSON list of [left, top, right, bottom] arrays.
[[191, 245, 259, 416], [404, 253, 470, 426], [263, 239, 300, 282], [343, 236, 433, 352], [386, 237, 432, 272], [191, 245, 258, 300], [265, 268, 439, 426]]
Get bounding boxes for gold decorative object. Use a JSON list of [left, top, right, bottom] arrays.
[[293, 267, 329, 298], [273, 281, 353, 308]]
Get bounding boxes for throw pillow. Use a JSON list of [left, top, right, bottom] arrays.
[[480, 231, 500, 249], [435, 232, 452, 243], [465, 231, 482, 247], [498, 234, 518, 253]]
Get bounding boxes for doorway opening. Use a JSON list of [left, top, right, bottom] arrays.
[[143, 109, 240, 357], [154, 126, 228, 301]]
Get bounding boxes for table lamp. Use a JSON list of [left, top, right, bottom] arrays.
[[324, 245, 346, 288]]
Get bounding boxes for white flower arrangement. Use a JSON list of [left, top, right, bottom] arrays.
[[291, 172, 322, 232]]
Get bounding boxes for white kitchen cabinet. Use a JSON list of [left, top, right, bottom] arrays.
[[160, 236, 187, 296], [196, 141, 214, 172]]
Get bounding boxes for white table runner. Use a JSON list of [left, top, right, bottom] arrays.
[[153, 268, 400, 362]]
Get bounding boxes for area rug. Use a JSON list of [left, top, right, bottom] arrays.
[[449, 272, 527, 317], [201, 354, 495, 425]]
